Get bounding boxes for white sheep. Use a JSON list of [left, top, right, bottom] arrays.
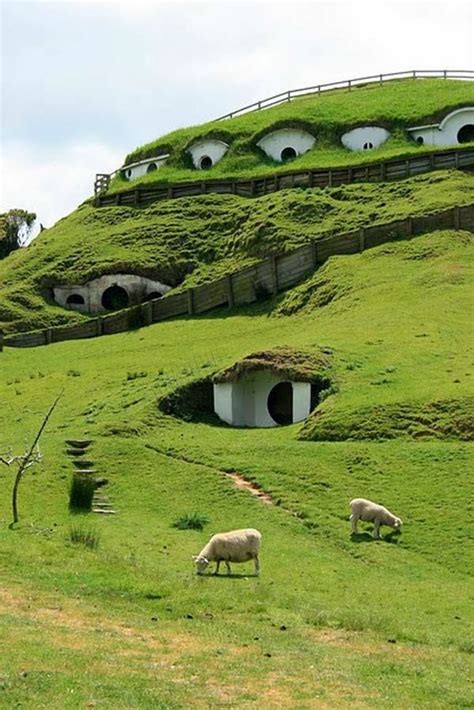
[[192, 528, 261, 576], [350, 498, 402, 539]]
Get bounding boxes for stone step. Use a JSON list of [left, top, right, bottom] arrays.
[[72, 460, 94, 469], [74, 470, 97, 476], [65, 439, 93, 449], [66, 448, 88, 457], [92, 507, 117, 514]]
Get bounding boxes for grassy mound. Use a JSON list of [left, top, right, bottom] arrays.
[[1, 170, 472, 334], [299, 397, 474, 441], [107, 78, 474, 192]]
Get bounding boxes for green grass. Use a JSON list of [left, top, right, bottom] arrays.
[[0, 227, 473, 707], [109, 79, 474, 192], [1, 169, 473, 334]]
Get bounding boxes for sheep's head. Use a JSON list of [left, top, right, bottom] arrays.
[[192, 555, 210, 575], [393, 517, 402, 530]]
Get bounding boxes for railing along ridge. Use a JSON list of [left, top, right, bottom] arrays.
[[213, 69, 474, 121], [94, 146, 474, 207], [3, 203, 473, 350]]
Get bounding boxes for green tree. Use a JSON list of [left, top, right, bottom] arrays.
[[0, 208, 37, 258]]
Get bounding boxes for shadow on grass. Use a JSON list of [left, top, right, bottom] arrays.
[[201, 572, 259, 579], [351, 531, 401, 544]]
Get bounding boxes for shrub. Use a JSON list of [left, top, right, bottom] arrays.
[[69, 524, 100, 549], [126, 370, 148, 381], [172, 512, 209, 531], [69, 474, 95, 511]]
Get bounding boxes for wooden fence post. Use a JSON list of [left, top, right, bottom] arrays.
[[226, 274, 234, 308], [0, 330, 3, 352], [454, 205, 460, 229], [308, 171, 314, 188], [406, 216, 413, 236], [380, 162, 386, 181], [270, 254, 278, 294], [359, 228, 366, 252], [328, 170, 333, 187], [145, 301, 153, 325], [167, 185, 174, 199], [134, 188, 140, 207], [45, 328, 52, 345], [187, 289, 194, 315], [96, 318, 103, 336], [455, 152, 460, 169]]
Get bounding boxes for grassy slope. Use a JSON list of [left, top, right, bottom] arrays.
[[1, 229, 473, 708], [1, 170, 473, 334], [103, 79, 474, 192]]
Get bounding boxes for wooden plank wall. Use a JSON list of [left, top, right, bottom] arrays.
[[95, 147, 474, 205], [4, 204, 474, 349]]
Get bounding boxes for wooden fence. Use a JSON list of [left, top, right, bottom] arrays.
[[4, 204, 473, 349], [94, 146, 474, 204], [213, 69, 474, 121]]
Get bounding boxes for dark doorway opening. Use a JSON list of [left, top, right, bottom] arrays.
[[457, 124, 474, 144], [66, 294, 85, 305], [280, 146, 297, 162], [267, 382, 293, 425], [416, 136, 424, 145], [199, 155, 213, 170], [143, 291, 162, 302], [101, 285, 129, 311], [147, 162, 158, 173], [363, 142, 374, 150]]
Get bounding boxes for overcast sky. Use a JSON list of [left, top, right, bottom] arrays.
[[1, 0, 472, 236]]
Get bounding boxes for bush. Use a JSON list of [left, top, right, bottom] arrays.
[[69, 474, 95, 511], [69, 524, 100, 549], [172, 512, 209, 531]]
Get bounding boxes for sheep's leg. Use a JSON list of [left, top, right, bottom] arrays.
[[214, 560, 221, 575], [254, 556, 260, 576], [373, 520, 381, 539], [350, 514, 359, 534], [225, 560, 232, 575]]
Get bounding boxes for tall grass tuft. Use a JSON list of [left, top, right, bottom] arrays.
[[69, 524, 100, 549], [172, 512, 209, 531], [69, 474, 95, 512]]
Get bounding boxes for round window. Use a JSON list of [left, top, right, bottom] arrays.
[[457, 124, 474, 144], [147, 162, 158, 173], [126, 169, 132, 178], [66, 294, 85, 305], [280, 146, 297, 162], [363, 142, 374, 150], [267, 382, 293, 425], [199, 155, 213, 170], [416, 136, 424, 145]]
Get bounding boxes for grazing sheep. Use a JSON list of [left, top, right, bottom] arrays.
[[350, 498, 402, 539], [192, 528, 261, 576]]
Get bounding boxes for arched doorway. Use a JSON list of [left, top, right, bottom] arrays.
[[66, 294, 85, 305], [101, 285, 129, 311], [267, 382, 293, 425], [457, 124, 474, 143], [199, 155, 213, 170], [280, 146, 297, 162]]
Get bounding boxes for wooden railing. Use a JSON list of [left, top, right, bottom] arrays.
[[213, 69, 474, 121], [4, 203, 473, 349], [94, 146, 474, 206]]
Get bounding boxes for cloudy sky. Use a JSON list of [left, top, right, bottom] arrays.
[[1, 0, 472, 237]]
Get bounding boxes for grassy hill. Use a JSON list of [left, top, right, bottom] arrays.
[[1, 226, 473, 708], [107, 78, 474, 191], [1, 169, 473, 334]]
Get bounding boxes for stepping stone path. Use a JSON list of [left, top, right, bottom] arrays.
[[65, 439, 117, 515]]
